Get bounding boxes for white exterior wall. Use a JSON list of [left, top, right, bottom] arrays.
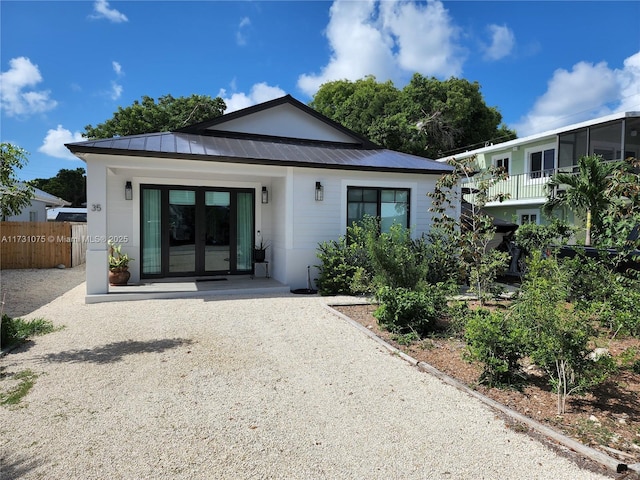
[[282, 168, 444, 290], [5, 199, 47, 222]]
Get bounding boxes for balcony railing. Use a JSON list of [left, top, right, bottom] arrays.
[[462, 168, 574, 204]]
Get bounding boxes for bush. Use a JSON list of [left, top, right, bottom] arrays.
[[464, 308, 525, 387], [315, 220, 375, 296], [514, 253, 614, 413], [423, 228, 463, 285], [373, 286, 447, 336], [368, 223, 430, 290], [1, 315, 56, 349]]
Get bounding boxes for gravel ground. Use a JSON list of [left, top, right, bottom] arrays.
[[0, 268, 614, 479]]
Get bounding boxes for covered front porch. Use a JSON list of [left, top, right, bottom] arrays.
[[86, 274, 291, 304]]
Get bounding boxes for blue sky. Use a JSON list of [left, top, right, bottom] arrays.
[[2, 0, 639, 181]]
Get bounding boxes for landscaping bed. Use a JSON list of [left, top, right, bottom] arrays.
[[333, 303, 640, 467]]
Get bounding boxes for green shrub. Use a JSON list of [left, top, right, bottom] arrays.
[[464, 308, 525, 387], [315, 220, 375, 296], [514, 219, 575, 258], [369, 223, 430, 290], [373, 286, 446, 336], [1, 315, 56, 349], [423, 228, 463, 285], [514, 252, 614, 413]]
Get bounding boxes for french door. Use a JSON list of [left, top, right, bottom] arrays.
[[141, 185, 254, 277]]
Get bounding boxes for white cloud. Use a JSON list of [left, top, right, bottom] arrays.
[[39, 125, 84, 160], [91, 0, 128, 23], [110, 81, 123, 100], [297, 0, 464, 96], [236, 17, 251, 46], [0, 57, 57, 117], [514, 52, 640, 136], [218, 83, 286, 113], [482, 24, 515, 61], [112, 61, 124, 76]]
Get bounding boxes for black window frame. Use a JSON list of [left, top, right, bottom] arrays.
[[346, 186, 410, 231]]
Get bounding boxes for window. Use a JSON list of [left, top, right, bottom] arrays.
[[517, 209, 539, 225], [347, 187, 409, 231], [492, 155, 510, 174], [29, 211, 37, 221], [528, 146, 555, 179]]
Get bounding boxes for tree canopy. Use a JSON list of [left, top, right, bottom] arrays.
[[31, 168, 87, 207], [83, 94, 227, 139], [1, 143, 34, 220], [309, 74, 516, 159]]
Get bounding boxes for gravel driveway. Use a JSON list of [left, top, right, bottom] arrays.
[[0, 269, 613, 479]]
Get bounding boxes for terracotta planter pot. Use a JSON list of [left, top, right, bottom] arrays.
[[109, 269, 130, 286]]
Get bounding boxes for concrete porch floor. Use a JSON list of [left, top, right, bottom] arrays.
[[86, 275, 291, 304]]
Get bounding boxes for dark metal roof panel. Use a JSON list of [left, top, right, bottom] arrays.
[[67, 132, 453, 173]]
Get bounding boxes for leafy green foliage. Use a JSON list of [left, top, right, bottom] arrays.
[[543, 154, 630, 245], [315, 221, 375, 296], [368, 223, 430, 290], [31, 168, 86, 207], [310, 74, 516, 159], [422, 228, 463, 284], [0, 143, 34, 220], [373, 286, 447, 335], [514, 219, 575, 257], [464, 308, 525, 387], [512, 253, 614, 414], [83, 94, 226, 139], [1, 315, 56, 349]]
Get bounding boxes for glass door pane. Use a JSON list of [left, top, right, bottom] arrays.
[[204, 191, 230, 272], [142, 188, 161, 274], [169, 190, 196, 273], [236, 192, 253, 271]]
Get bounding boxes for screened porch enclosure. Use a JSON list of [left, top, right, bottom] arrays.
[[141, 185, 254, 277]]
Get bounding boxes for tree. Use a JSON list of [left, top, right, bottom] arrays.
[[1, 143, 34, 220], [83, 94, 226, 139], [310, 74, 516, 159], [428, 155, 511, 304], [31, 168, 86, 207], [543, 154, 627, 246]]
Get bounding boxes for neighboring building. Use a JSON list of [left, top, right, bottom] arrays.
[[66, 95, 455, 297], [47, 207, 87, 222], [2, 184, 70, 221], [437, 111, 640, 227]]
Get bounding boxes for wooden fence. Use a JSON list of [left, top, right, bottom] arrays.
[[0, 222, 88, 269]]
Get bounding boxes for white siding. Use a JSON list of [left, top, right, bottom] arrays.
[[209, 104, 357, 144]]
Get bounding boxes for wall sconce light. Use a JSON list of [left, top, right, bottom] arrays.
[[261, 186, 269, 204], [315, 181, 324, 201], [631, 129, 638, 137], [125, 181, 133, 201]]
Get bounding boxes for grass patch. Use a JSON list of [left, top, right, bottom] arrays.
[[0, 369, 38, 406], [1, 314, 58, 349]]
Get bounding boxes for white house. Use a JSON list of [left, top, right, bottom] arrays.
[[66, 95, 454, 299], [2, 184, 70, 222], [437, 111, 640, 227]]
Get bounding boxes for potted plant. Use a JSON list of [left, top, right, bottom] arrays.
[[254, 239, 269, 263], [108, 241, 133, 286]]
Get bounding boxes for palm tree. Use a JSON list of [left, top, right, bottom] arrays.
[[543, 154, 625, 245]]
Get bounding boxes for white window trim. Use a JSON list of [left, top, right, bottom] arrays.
[[491, 152, 511, 175], [516, 208, 540, 225], [524, 143, 556, 184]]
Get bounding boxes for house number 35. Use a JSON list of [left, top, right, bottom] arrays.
[[91, 204, 102, 212]]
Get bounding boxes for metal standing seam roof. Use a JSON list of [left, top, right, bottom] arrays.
[[66, 132, 454, 175]]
